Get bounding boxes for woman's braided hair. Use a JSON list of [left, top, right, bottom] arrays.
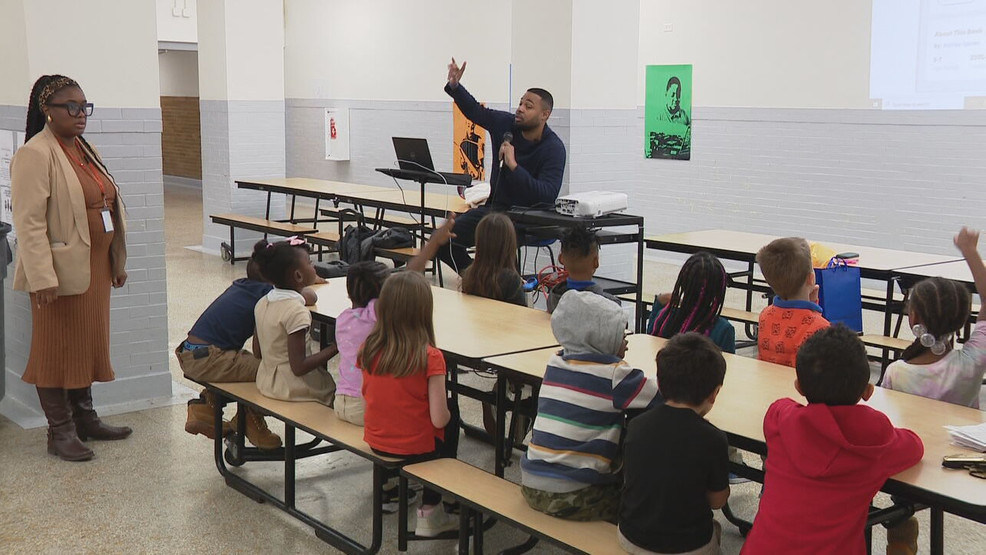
[[25, 75, 79, 142]]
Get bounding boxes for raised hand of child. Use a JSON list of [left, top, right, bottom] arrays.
[[433, 214, 456, 246], [954, 227, 980, 256]]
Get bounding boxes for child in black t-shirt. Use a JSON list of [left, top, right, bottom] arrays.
[[619, 333, 730, 555]]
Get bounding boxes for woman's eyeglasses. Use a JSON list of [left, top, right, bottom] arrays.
[[48, 102, 94, 117]]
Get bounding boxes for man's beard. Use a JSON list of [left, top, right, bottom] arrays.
[[516, 117, 540, 131]]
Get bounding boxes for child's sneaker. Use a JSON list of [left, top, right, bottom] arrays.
[[728, 472, 751, 485], [381, 484, 418, 514], [414, 504, 459, 538]]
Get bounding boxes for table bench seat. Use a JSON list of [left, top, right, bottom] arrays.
[[197, 380, 403, 554], [210, 213, 317, 264], [402, 458, 620, 555]]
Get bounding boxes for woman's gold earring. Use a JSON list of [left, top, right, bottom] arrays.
[[46, 114, 52, 123]]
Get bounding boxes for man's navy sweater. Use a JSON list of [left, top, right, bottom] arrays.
[[445, 83, 566, 209]]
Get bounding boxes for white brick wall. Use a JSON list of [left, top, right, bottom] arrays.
[[200, 100, 287, 254], [1, 104, 171, 413], [285, 100, 986, 288]]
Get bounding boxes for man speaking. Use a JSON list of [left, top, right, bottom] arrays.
[[441, 57, 567, 272]]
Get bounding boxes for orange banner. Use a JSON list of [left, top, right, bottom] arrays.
[[453, 103, 487, 181]]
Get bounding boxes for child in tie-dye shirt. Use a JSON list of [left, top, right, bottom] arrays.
[[883, 227, 986, 409]]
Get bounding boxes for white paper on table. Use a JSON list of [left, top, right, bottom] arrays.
[[945, 423, 986, 452]]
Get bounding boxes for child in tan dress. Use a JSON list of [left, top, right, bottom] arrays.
[[252, 238, 338, 405]]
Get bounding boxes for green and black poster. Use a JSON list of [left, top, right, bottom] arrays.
[[645, 64, 692, 160]]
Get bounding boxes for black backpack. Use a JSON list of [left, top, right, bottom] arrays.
[[337, 223, 378, 264]]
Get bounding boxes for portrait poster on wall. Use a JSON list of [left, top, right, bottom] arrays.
[[453, 103, 487, 180], [645, 64, 693, 160]]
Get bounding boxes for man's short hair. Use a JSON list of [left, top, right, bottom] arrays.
[[656, 332, 726, 406], [756, 237, 813, 299], [666, 76, 682, 92], [527, 87, 554, 112], [560, 225, 599, 259], [796, 324, 870, 405]]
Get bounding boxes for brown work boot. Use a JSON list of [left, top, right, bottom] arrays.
[[185, 396, 233, 439], [67, 387, 132, 441], [36, 387, 93, 462], [235, 407, 282, 450], [886, 516, 919, 555]]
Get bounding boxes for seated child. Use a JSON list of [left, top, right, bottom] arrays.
[[359, 271, 460, 537], [252, 239, 338, 405], [546, 224, 620, 313], [521, 290, 662, 522], [410, 213, 526, 306], [334, 261, 390, 426], [177, 257, 281, 450], [881, 227, 986, 555], [756, 237, 830, 367], [884, 226, 986, 409], [741, 325, 924, 555], [620, 332, 729, 555], [648, 251, 736, 353]]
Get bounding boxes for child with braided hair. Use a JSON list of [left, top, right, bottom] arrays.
[[252, 238, 338, 405], [884, 226, 986, 409], [878, 227, 986, 555], [647, 252, 736, 354]]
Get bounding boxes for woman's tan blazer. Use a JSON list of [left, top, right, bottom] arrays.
[[10, 126, 127, 296]]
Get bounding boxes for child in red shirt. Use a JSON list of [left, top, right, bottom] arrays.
[[755, 237, 829, 367], [358, 271, 459, 538], [741, 325, 924, 555]]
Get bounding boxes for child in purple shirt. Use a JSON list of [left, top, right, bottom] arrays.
[[334, 261, 390, 426]]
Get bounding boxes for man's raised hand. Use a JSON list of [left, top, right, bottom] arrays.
[[447, 57, 467, 88]]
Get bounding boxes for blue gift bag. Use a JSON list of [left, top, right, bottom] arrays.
[[814, 258, 863, 332]]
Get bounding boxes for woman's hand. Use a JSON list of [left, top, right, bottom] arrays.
[[112, 271, 128, 288], [36, 287, 58, 307]]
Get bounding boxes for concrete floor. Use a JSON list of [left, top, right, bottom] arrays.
[[1, 182, 984, 553]]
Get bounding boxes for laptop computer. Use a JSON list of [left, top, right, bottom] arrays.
[[392, 137, 472, 187]]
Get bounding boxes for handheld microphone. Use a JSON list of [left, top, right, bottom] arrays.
[[490, 131, 514, 208], [500, 131, 513, 172]]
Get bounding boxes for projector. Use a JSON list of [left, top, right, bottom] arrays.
[[554, 191, 629, 217]]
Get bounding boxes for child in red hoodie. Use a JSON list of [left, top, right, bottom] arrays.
[[741, 325, 924, 555]]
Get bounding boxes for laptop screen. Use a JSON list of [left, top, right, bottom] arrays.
[[392, 137, 436, 172]]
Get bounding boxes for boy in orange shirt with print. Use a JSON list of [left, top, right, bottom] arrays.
[[755, 237, 829, 367]]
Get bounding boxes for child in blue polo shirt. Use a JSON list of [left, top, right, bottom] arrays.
[[177, 258, 296, 450]]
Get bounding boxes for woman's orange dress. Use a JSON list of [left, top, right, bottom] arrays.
[[22, 154, 117, 388]]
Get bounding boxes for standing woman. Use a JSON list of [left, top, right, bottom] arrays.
[[11, 75, 131, 462]]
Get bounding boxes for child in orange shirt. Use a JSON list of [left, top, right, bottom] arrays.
[[755, 237, 830, 367], [359, 271, 460, 538]]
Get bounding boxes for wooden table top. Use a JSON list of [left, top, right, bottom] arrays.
[[237, 177, 392, 198], [485, 334, 986, 511], [310, 281, 557, 360], [645, 229, 960, 276], [336, 188, 469, 216], [895, 260, 974, 285]]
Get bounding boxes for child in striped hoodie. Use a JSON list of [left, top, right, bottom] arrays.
[[520, 290, 663, 522]]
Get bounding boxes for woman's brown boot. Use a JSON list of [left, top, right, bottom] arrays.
[[36, 387, 93, 462], [67, 387, 132, 441]]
